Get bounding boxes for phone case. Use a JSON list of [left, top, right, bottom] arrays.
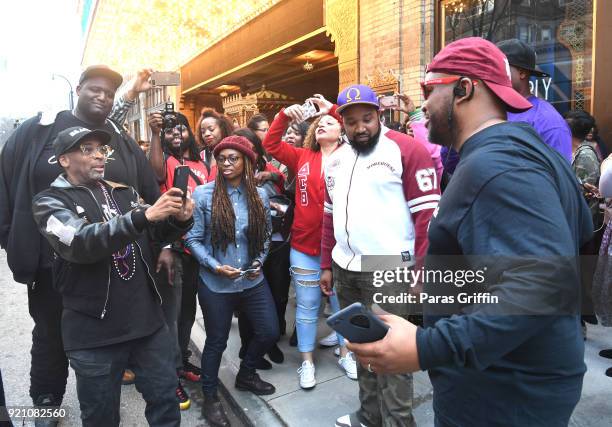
[[300, 101, 318, 121], [379, 96, 399, 108], [151, 72, 181, 86], [326, 302, 389, 343], [173, 165, 190, 196]]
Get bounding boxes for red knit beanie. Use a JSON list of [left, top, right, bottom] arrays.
[[213, 135, 257, 165]]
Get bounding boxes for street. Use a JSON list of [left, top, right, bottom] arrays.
[[1, 248, 611, 426], [0, 251, 243, 427]]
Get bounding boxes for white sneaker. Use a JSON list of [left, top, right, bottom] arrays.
[[338, 351, 358, 380], [335, 413, 368, 427], [318, 330, 339, 347], [334, 347, 340, 357], [297, 360, 316, 389]]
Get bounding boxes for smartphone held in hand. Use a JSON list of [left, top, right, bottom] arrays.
[[151, 71, 181, 86], [379, 95, 400, 109], [326, 302, 389, 343], [173, 165, 190, 199], [300, 100, 319, 122]]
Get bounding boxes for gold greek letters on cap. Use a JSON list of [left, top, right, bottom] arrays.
[[346, 87, 361, 103]]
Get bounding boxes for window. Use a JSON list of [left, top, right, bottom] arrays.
[[441, 0, 593, 113], [519, 24, 530, 43]]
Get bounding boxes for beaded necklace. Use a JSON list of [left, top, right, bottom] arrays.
[[97, 182, 136, 281]]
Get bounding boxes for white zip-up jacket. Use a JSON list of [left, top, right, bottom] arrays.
[[321, 126, 440, 272]]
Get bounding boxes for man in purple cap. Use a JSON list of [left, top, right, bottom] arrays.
[[317, 84, 439, 427], [499, 39, 573, 163], [347, 37, 592, 425]]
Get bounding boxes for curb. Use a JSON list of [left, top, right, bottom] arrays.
[[190, 321, 287, 427]]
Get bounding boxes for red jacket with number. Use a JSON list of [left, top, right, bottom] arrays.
[[262, 108, 339, 256]]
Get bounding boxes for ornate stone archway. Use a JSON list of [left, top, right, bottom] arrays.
[[222, 86, 296, 127], [325, 0, 359, 90]]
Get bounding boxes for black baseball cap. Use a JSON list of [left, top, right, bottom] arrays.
[[53, 126, 112, 158], [78, 65, 123, 89], [496, 39, 549, 78]]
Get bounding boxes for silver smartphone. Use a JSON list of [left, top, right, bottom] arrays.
[[379, 95, 400, 109], [151, 71, 181, 86]]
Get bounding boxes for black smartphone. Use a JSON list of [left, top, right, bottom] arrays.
[[326, 302, 389, 343], [173, 165, 190, 199]]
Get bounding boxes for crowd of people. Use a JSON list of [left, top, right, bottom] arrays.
[[0, 35, 610, 427]]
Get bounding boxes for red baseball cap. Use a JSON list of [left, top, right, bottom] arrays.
[[426, 37, 532, 112]]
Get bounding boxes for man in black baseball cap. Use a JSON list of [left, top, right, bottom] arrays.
[[497, 38, 549, 78], [79, 64, 123, 89], [498, 39, 572, 162], [53, 127, 112, 158], [0, 61, 159, 419], [32, 122, 193, 426]]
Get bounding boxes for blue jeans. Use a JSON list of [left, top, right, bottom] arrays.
[[290, 248, 344, 353], [197, 280, 279, 395], [66, 326, 180, 427]]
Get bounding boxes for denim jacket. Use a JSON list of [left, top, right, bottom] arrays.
[[185, 181, 271, 293]]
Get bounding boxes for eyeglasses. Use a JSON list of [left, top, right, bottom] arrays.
[[164, 125, 188, 133], [420, 76, 478, 100], [216, 155, 241, 165], [255, 127, 269, 133], [79, 144, 112, 158]]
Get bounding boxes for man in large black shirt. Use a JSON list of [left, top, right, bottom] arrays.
[[32, 127, 193, 426], [0, 65, 159, 422], [347, 37, 593, 426]]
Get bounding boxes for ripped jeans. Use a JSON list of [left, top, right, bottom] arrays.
[[290, 248, 344, 353]]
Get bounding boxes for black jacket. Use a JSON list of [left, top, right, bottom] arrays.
[[0, 111, 160, 284], [32, 175, 191, 319]]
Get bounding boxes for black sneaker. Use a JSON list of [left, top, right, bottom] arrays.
[[238, 347, 272, 370], [267, 344, 284, 364], [235, 371, 275, 395], [255, 358, 272, 370], [599, 349, 612, 359], [34, 394, 61, 427], [176, 381, 191, 411]]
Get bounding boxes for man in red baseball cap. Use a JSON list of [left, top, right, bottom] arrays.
[[347, 37, 593, 426]]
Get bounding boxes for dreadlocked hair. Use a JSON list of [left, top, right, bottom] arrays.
[[210, 159, 269, 259]]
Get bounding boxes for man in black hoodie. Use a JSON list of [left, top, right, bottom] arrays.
[[347, 38, 592, 426], [0, 65, 159, 421], [32, 126, 193, 426]]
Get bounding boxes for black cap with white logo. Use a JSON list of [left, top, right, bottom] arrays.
[[496, 39, 549, 78], [53, 126, 112, 158]]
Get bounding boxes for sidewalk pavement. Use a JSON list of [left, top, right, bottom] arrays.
[[191, 298, 430, 426], [191, 296, 612, 427]]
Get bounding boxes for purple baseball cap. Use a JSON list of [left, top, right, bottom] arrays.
[[336, 84, 380, 114]]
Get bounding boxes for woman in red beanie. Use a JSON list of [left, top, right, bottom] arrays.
[[185, 135, 278, 426]]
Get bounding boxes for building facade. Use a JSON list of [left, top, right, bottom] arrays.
[[81, 0, 611, 143]]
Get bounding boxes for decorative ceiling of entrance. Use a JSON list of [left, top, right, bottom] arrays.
[[81, 0, 281, 74]]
